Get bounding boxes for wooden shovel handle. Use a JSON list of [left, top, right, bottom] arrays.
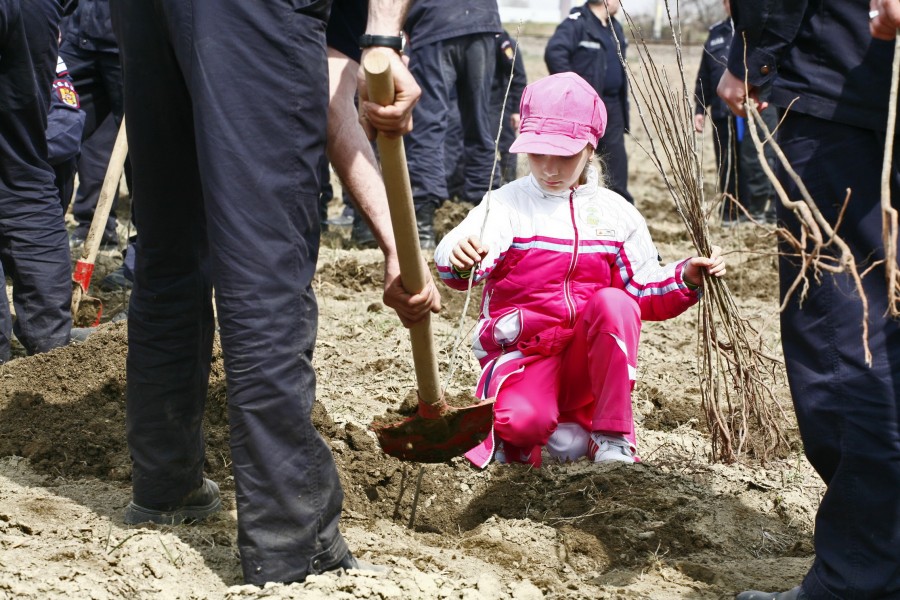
[[363, 52, 443, 410]]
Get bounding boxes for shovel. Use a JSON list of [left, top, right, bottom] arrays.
[[71, 117, 129, 327], [363, 52, 494, 463]]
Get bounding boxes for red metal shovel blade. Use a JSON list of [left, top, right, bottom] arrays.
[[371, 400, 495, 463]]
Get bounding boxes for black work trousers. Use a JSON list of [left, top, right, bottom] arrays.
[[111, 0, 347, 585], [596, 93, 633, 204], [777, 113, 900, 599], [405, 33, 498, 207], [0, 0, 72, 362], [58, 42, 126, 245]]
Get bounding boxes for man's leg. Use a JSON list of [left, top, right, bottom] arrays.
[[70, 114, 120, 246], [457, 33, 499, 203], [711, 116, 740, 219], [595, 95, 633, 204], [406, 40, 453, 248], [111, 0, 214, 531], [0, 0, 71, 360], [775, 114, 900, 599], [739, 108, 779, 219]]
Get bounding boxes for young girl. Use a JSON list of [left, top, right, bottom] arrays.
[[434, 72, 726, 468]]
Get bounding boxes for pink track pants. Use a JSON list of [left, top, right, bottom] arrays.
[[465, 287, 641, 468]]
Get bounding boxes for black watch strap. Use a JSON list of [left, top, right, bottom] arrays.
[[358, 34, 404, 52]]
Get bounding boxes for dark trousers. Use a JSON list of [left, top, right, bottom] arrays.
[[497, 108, 518, 184], [406, 33, 498, 207], [58, 42, 125, 243], [445, 95, 519, 200], [776, 113, 900, 599], [111, 0, 346, 585], [711, 115, 739, 208], [738, 108, 778, 215], [596, 94, 633, 204], [0, 0, 71, 362], [71, 114, 119, 243]]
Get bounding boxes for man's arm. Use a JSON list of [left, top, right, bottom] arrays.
[[717, 0, 808, 116], [325, 48, 440, 328], [356, 0, 419, 139]]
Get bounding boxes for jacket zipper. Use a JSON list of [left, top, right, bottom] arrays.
[[564, 189, 579, 327]]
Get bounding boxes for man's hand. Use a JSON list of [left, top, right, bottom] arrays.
[[717, 69, 767, 117], [358, 48, 421, 140], [693, 113, 706, 133], [870, 0, 900, 40], [382, 255, 441, 328]]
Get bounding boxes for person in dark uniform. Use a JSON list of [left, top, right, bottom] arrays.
[[493, 30, 528, 186], [402, 0, 503, 248], [693, 0, 776, 223], [718, 0, 900, 598], [47, 54, 86, 212], [0, 0, 73, 364], [445, 29, 528, 200], [110, 0, 436, 586], [59, 0, 124, 250], [545, 0, 633, 204]]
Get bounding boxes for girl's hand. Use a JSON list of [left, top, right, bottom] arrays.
[[450, 236, 488, 273], [684, 245, 726, 288]]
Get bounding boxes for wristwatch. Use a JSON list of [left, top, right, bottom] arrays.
[[358, 34, 405, 53]]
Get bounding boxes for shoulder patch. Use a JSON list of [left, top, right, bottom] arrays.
[[568, 12, 581, 20], [504, 45, 514, 60], [53, 79, 80, 109]]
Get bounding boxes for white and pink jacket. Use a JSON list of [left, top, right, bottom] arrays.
[[435, 167, 699, 367]]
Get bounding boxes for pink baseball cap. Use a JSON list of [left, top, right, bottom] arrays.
[[509, 72, 607, 156]]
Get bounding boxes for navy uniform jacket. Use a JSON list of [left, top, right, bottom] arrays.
[[494, 30, 527, 117], [47, 55, 85, 166], [693, 18, 733, 121], [728, 0, 892, 132], [544, 3, 629, 130], [404, 0, 501, 48], [62, 0, 117, 54]]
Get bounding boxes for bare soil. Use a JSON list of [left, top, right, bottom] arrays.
[[0, 39, 822, 599]]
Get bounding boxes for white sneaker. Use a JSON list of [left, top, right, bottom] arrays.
[[589, 433, 635, 463], [546, 423, 590, 463]]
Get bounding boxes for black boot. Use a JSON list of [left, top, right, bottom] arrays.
[[415, 202, 436, 250], [747, 195, 772, 222], [350, 214, 377, 249]]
